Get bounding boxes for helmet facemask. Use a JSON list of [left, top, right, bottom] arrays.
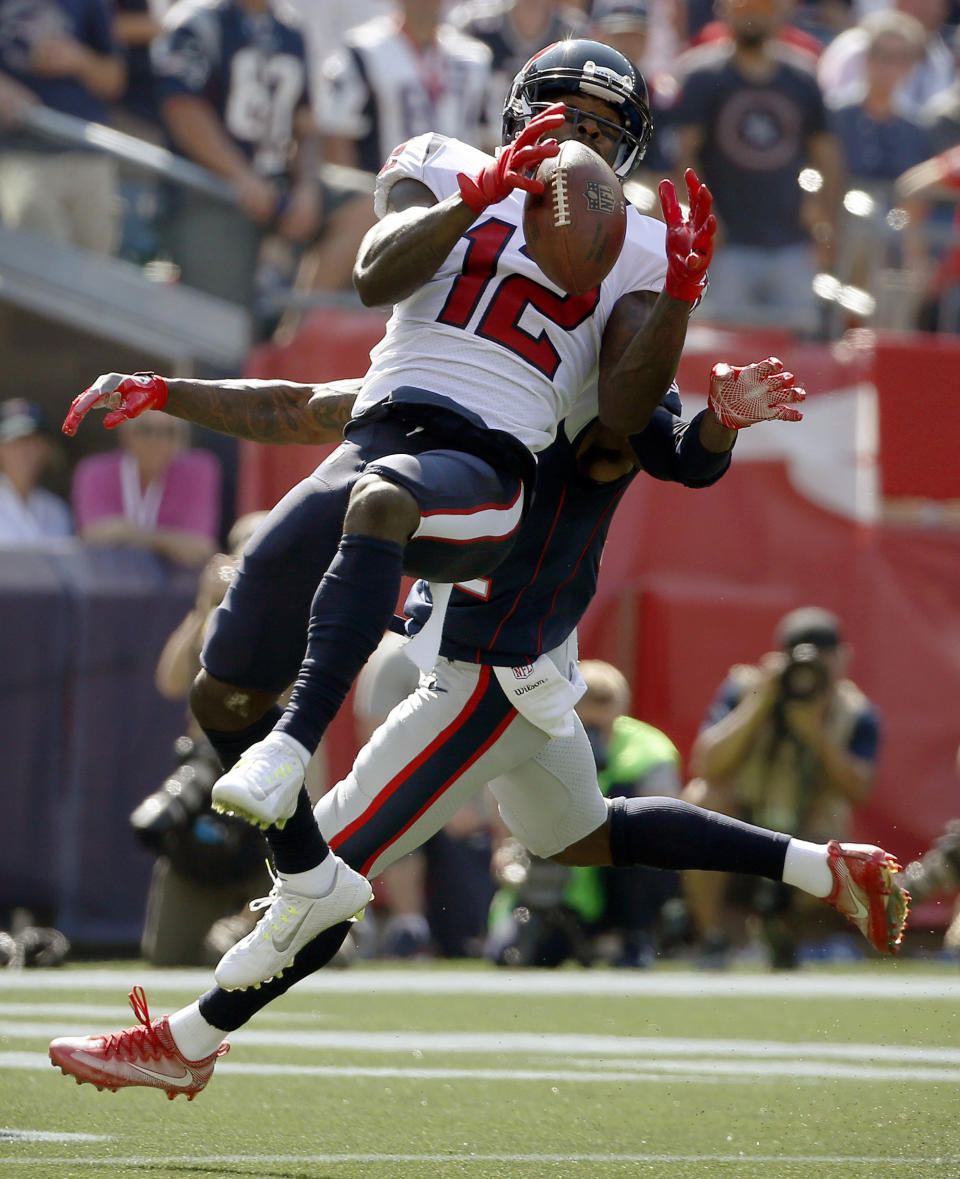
[[502, 41, 653, 180]]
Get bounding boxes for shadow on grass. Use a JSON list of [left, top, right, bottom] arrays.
[[148, 1167, 341, 1179]]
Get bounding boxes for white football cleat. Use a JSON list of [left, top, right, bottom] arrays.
[[215, 858, 374, 991], [211, 732, 309, 830]]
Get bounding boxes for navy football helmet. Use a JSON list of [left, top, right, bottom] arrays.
[[502, 39, 653, 180]]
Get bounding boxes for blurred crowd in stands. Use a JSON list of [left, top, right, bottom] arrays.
[[4, 0, 960, 337]]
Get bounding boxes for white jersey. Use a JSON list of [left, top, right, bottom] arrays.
[[318, 17, 492, 172], [354, 133, 668, 455]]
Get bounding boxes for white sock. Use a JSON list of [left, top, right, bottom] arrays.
[[782, 839, 834, 899], [281, 852, 338, 898], [167, 1000, 227, 1062]]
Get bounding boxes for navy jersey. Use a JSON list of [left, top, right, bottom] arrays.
[[673, 42, 828, 248], [405, 404, 731, 666], [152, 0, 310, 176], [0, 0, 117, 128]]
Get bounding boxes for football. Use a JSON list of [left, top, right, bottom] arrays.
[[523, 140, 627, 296]]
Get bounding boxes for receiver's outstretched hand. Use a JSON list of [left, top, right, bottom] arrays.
[[62, 372, 169, 436], [659, 169, 716, 304], [457, 103, 565, 214], [708, 357, 805, 430]]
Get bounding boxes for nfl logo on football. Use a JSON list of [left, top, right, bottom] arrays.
[[512, 663, 536, 680], [585, 180, 617, 215]]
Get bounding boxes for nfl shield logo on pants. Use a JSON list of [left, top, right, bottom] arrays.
[[511, 663, 535, 680]]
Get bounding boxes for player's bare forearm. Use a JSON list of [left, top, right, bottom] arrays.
[[597, 290, 690, 436], [354, 189, 475, 306], [164, 379, 355, 444], [698, 411, 736, 453]]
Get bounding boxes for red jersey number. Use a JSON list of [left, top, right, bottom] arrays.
[[437, 220, 600, 380]]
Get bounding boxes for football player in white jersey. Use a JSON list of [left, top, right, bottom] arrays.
[[65, 40, 720, 982]]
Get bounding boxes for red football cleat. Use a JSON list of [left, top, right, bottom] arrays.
[[825, 841, 910, 954], [49, 985, 228, 1101]]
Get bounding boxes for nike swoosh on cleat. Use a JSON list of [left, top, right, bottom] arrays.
[[846, 890, 869, 924], [73, 1050, 193, 1087], [130, 1062, 194, 1086], [269, 910, 313, 954]]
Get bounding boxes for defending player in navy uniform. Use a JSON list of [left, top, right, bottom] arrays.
[[52, 358, 910, 1099]]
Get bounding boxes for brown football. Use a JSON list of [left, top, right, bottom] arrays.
[[523, 139, 627, 296]]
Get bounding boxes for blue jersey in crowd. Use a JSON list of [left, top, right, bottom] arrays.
[[151, 0, 310, 177], [405, 400, 731, 667], [0, 0, 117, 127]]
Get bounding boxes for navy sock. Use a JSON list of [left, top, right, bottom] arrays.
[[202, 706, 283, 772], [267, 787, 329, 874], [198, 922, 351, 1032], [278, 534, 404, 753], [608, 797, 789, 880]]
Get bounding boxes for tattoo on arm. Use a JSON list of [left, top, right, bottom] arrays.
[[166, 380, 355, 445]]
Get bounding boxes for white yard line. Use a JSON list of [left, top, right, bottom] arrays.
[[8, 1048, 960, 1083], [3, 1017, 959, 1064], [0, 967, 957, 999]]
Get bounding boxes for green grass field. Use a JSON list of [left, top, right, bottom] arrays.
[[2, 961, 959, 1179]]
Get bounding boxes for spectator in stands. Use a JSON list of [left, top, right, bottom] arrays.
[[0, 0, 126, 254], [111, 0, 163, 139], [830, 12, 932, 183], [150, 0, 324, 311], [672, 0, 845, 335], [682, 607, 880, 967], [828, 11, 933, 306], [110, 1, 166, 264], [818, 0, 955, 114], [0, 398, 72, 545], [920, 25, 960, 154], [0, 69, 37, 127], [487, 660, 683, 968], [589, 0, 649, 69], [895, 135, 960, 329], [285, 0, 395, 98], [587, 0, 677, 187], [301, 0, 494, 299], [450, 0, 586, 149], [71, 410, 220, 569]]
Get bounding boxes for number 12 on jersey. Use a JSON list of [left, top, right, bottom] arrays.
[[436, 220, 600, 380]]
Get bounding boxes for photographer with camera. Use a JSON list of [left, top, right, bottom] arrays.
[[682, 607, 881, 967]]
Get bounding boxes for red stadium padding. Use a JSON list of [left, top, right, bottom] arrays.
[[239, 314, 960, 925]]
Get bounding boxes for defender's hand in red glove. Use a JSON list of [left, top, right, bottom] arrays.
[[62, 372, 169, 436], [658, 169, 717, 303], [457, 103, 565, 215], [708, 356, 806, 430]]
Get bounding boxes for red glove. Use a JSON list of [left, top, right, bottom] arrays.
[[457, 103, 565, 215], [708, 356, 806, 430], [62, 372, 169, 436], [658, 169, 717, 303]]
